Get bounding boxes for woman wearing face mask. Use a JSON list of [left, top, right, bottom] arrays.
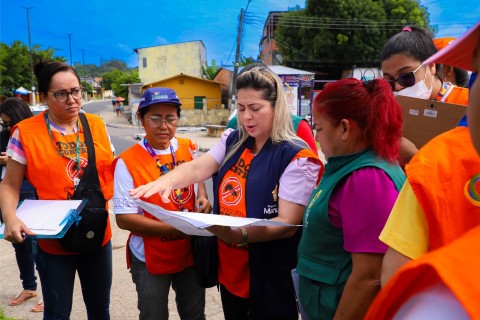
[[381, 26, 470, 164], [379, 26, 480, 288]]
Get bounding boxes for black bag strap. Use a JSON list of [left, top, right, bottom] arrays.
[[78, 113, 100, 185]]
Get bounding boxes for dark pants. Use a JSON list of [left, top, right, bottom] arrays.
[[35, 241, 112, 320], [220, 284, 249, 320], [130, 252, 206, 320], [12, 238, 37, 291], [12, 181, 38, 291]]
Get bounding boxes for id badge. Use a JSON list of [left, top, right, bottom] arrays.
[[74, 177, 80, 188]]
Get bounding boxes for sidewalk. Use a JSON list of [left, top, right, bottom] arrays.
[[0, 110, 224, 319]]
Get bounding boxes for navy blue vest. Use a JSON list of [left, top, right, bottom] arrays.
[[213, 130, 307, 319]]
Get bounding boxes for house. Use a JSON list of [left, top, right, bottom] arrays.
[[142, 73, 227, 126], [134, 41, 207, 85], [259, 11, 285, 65], [212, 68, 232, 108]]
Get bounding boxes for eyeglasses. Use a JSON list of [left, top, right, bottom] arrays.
[[387, 65, 424, 91], [1, 121, 13, 129], [48, 87, 84, 103], [146, 116, 179, 128]]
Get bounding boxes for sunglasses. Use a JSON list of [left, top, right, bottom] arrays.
[[1, 121, 14, 129], [387, 64, 424, 90]]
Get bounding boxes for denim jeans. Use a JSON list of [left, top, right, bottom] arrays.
[[130, 252, 206, 320], [12, 180, 38, 291], [12, 238, 37, 291], [35, 241, 112, 320]]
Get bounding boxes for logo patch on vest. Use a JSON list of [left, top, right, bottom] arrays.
[[170, 185, 194, 206], [221, 177, 242, 206], [66, 157, 88, 181], [465, 174, 480, 207]]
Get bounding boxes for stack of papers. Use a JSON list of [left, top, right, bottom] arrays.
[[135, 199, 300, 236], [0, 199, 86, 239]]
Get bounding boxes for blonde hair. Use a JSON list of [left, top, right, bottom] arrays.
[[221, 66, 303, 168]]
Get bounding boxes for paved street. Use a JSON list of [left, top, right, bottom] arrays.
[[0, 102, 224, 319]]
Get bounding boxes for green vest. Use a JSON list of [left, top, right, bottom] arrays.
[[297, 149, 405, 319], [227, 114, 304, 131]]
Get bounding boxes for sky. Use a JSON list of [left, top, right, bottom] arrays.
[[1, 0, 479, 68]]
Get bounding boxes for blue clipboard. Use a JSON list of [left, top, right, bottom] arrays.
[[0, 199, 88, 239]]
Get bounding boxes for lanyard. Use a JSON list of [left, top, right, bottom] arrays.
[[143, 138, 185, 211], [44, 112, 82, 186]]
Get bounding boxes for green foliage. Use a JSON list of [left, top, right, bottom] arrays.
[[0, 41, 65, 97], [0, 305, 15, 320], [0, 40, 135, 98], [102, 69, 140, 103], [81, 81, 94, 93], [275, 0, 431, 72], [239, 56, 256, 66], [202, 60, 218, 80]]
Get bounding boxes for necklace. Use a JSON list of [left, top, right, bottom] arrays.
[[143, 138, 185, 211], [44, 112, 82, 187]]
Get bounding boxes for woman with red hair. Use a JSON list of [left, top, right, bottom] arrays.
[[296, 78, 406, 319]]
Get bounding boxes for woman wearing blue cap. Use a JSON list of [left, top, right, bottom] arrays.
[[130, 66, 321, 320], [113, 87, 211, 320]]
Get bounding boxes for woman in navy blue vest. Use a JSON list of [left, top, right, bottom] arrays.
[[131, 65, 321, 320]]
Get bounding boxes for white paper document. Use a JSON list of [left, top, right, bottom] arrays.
[[0, 199, 84, 238], [135, 199, 300, 236]]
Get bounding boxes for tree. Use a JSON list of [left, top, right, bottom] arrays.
[[81, 81, 94, 93], [202, 60, 218, 80], [275, 0, 431, 76], [0, 41, 65, 97], [102, 69, 140, 103]]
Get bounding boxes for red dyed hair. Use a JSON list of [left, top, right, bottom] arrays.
[[313, 78, 403, 162]]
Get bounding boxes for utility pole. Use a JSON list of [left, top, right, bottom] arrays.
[[81, 49, 88, 101], [231, 8, 244, 110], [230, 0, 252, 112], [67, 33, 73, 66], [22, 6, 36, 106]]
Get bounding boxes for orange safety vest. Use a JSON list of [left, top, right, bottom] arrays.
[[17, 112, 114, 255], [406, 127, 480, 251], [366, 225, 480, 319], [443, 86, 469, 106], [119, 139, 195, 275]]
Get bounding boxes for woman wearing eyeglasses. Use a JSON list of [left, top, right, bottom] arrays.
[[379, 27, 480, 289], [129, 67, 321, 320], [0, 61, 114, 319], [113, 87, 211, 319], [381, 26, 470, 164]]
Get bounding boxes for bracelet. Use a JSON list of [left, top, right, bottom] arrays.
[[239, 227, 248, 247]]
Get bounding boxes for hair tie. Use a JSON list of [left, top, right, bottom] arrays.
[[402, 26, 412, 32]]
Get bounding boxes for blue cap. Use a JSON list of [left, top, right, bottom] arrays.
[[139, 87, 181, 110]]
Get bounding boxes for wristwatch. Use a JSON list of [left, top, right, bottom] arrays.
[[239, 227, 248, 247]]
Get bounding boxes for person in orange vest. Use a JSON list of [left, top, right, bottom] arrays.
[[366, 224, 480, 319], [433, 37, 470, 88], [380, 22, 480, 287], [113, 87, 212, 319], [366, 22, 480, 320], [469, 33, 480, 155], [130, 66, 321, 320], [381, 26, 470, 165], [0, 61, 114, 319]]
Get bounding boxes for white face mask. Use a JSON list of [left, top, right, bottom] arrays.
[[394, 67, 433, 100]]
